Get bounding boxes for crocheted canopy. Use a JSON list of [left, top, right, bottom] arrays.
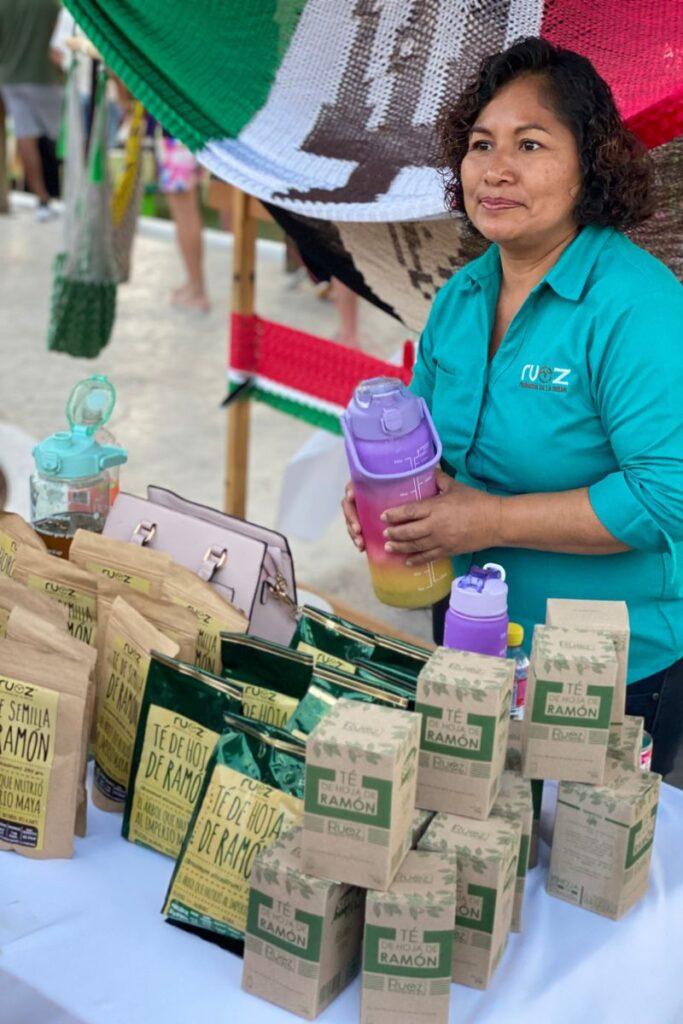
[[65, 0, 682, 222]]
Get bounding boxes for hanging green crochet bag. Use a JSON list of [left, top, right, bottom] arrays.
[[48, 67, 118, 358]]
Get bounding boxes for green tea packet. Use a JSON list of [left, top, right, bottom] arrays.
[[122, 652, 243, 858], [290, 606, 375, 673], [220, 633, 313, 728], [163, 712, 305, 953], [285, 665, 413, 739]]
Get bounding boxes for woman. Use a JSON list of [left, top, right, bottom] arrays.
[[342, 37, 683, 779]]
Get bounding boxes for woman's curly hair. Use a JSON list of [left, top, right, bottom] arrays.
[[439, 37, 654, 231]]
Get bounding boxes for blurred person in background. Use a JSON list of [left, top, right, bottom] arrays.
[[0, 0, 63, 221]]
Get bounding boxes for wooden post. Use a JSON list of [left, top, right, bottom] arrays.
[[224, 188, 256, 517], [0, 94, 9, 215]]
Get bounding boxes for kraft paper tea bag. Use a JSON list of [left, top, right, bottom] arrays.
[[522, 625, 617, 784], [415, 646, 513, 819], [548, 758, 661, 920], [608, 714, 644, 772], [506, 719, 543, 870], [491, 770, 533, 932], [163, 713, 305, 954], [97, 579, 200, 665], [286, 664, 412, 741], [0, 639, 90, 859], [361, 850, 457, 1024], [69, 529, 174, 598], [122, 652, 242, 858], [243, 824, 365, 1021], [546, 598, 629, 724], [302, 699, 420, 890], [0, 512, 47, 578], [13, 545, 99, 645], [419, 810, 520, 990], [162, 562, 248, 674], [0, 575, 69, 638], [93, 597, 178, 812], [220, 633, 313, 728], [6, 606, 97, 837]]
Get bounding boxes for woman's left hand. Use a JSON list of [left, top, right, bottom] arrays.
[[382, 470, 502, 564]]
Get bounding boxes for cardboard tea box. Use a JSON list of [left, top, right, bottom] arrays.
[[418, 811, 520, 990], [302, 699, 420, 889], [491, 771, 532, 932], [409, 808, 435, 849], [548, 759, 661, 919], [361, 850, 456, 1024], [608, 714, 644, 772], [546, 598, 628, 724], [506, 720, 543, 870], [242, 825, 364, 1020], [522, 625, 617, 784], [415, 647, 513, 820]]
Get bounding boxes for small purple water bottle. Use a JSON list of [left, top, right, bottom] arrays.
[[443, 563, 508, 657]]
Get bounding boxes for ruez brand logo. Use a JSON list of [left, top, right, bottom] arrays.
[[519, 364, 572, 393]]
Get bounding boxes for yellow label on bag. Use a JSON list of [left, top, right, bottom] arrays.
[[240, 685, 298, 729], [128, 705, 219, 858], [0, 675, 59, 851], [0, 607, 9, 638], [0, 534, 17, 578], [169, 598, 223, 675], [95, 634, 151, 802], [85, 562, 152, 594], [26, 573, 97, 645], [297, 642, 356, 674], [164, 764, 303, 933]]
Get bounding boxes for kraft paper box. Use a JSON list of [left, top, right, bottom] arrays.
[[548, 759, 661, 920], [522, 625, 617, 784], [491, 771, 532, 932], [361, 850, 456, 1024], [243, 825, 364, 1020], [415, 647, 513, 820], [506, 720, 543, 869], [608, 714, 644, 772], [418, 811, 520, 990], [302, 699, 420, 890], [410, 808, 435, 849], [546, 599, 629, 724]]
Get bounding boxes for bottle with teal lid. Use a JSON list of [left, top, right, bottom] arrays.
[[30, 375, 128, 557]]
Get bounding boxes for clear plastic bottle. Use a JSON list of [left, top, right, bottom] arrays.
[[507, 622, 529, 719]]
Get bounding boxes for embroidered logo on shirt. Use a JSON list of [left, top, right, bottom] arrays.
[[519, 364, 572, 393]]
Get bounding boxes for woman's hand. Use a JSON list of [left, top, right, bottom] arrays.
[[382, 471, 502, 564], [341, 481, 365, 552]]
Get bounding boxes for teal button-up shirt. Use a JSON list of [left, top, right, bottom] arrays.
[[410, 225, 683, 682]]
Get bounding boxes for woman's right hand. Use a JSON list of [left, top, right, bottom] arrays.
[[342, 481, 365, 552]]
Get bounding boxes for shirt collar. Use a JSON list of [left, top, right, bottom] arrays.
[[460, 225, 614, 301]]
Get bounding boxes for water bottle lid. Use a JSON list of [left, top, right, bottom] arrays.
[[508, 622, 524, 647], [346, 377, 424, 441], [449, 563, 508, 617], [66, 375, 116, 434], [33, 375, 127, 480]]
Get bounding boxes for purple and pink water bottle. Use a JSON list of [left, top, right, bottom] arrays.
[[341, 377, 453, 608], [444, 563, 509, 656]]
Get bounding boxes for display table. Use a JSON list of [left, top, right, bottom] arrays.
[[3, 780, 683, 1024]]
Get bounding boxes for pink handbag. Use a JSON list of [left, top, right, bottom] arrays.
[[103, 485, 298, 645]]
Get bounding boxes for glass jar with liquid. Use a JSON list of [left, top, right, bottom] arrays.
[[30, 376, 127, 557]]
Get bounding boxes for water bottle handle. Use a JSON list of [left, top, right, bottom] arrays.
[[483, 561, 506, 581]]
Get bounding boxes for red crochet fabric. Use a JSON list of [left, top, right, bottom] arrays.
[[230, 314, 413, 407]]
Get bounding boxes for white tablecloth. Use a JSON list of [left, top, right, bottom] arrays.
[[2, 781, 683, 1024]]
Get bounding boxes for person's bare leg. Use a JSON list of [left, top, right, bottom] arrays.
[[333, 279, 360, 348], [166, 187, 210, 310], [17, 136, 49, 203]]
